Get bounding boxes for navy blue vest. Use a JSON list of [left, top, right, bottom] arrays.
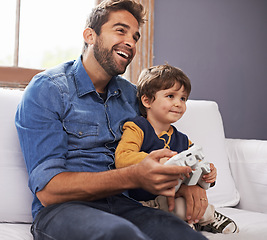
[[128, 116, 189, 201]]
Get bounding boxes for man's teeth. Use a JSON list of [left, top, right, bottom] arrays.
[[116, 51, 129, 58]]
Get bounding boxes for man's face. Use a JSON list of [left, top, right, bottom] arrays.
[[93, 10, 140, 76]]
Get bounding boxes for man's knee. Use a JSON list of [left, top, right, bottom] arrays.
[[33, 202, 149, 240], [104, 219, 149, 240]]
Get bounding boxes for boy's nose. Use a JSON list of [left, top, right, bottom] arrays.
[[174, 101, 181, 107]]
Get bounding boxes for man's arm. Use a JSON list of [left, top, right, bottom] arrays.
[[37, 148, 192, 206]]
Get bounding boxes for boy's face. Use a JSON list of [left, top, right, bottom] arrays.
[[143, 82, 188, 130], [93, 10, 140, 76]]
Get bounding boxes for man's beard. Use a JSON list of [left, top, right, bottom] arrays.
[[93, 36, 132, 76]]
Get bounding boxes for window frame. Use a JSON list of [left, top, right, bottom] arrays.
[[0, 0, 154, 88], [0, 66, 43, 89], [123, 0, 154, 84]]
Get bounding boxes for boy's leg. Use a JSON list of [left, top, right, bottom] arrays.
[[150, 195, 187, 221], [140, 195, 186, 219], [171, 197, 239, 234], [198, 204, 215, 225], [173, 197, 187, 220], [31, 200, 150, 240]]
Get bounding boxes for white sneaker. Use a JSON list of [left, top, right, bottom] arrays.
[[194, 211, 239, 234]]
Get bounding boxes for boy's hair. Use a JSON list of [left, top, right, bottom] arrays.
[[137, 63, 191, 118], [82, 0, 146, 54]]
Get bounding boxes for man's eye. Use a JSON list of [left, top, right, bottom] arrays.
[[167, 95, 174, 98], [133, 36, 138, 42], [117, 28, 125, 33]]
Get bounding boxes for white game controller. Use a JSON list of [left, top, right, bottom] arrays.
[[164, 144, 211, 192]]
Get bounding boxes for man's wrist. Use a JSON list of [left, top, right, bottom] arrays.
[[118, 164, 141, 190]]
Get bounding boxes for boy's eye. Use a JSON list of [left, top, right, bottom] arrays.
[[167, 95, 174, 98], [181, 97, 187, 102]]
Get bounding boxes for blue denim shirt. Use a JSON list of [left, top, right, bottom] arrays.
[[15, 56, 139, 219]]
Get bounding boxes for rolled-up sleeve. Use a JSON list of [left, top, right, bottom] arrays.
[[15, 74, 68, 194], [29, 158, 67, 193]]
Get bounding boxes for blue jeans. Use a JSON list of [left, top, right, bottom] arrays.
[[31, 194, 207, 240]]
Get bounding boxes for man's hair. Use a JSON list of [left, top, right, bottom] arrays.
[[137, 63, 191, 118], [82, 0, 145, 54]]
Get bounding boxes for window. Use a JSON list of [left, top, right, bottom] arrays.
[[0, 0, 94, 69], [0, 0, 154, 88], [0, 0, 16, 67]]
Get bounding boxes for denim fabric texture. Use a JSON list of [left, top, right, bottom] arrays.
[[15, 56, 139, 219], [31, 194, 207, 240]]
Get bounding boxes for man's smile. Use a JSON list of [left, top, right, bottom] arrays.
[[114, 45, 133, 62], [116, 50, 129, 59]]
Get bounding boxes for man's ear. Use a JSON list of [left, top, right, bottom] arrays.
[[83, 27, 96, 46], [141, 95, 151, 109]]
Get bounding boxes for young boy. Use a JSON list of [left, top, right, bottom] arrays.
[[115, 63, 239, 234]]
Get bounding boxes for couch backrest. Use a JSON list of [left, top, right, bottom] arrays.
[[0, 88, 33, 223], [174, 100, 240, 208]]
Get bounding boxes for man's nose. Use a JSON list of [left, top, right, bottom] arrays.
[[124, 34, 136, 48]]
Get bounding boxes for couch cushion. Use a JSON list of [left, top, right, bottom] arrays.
[[0, 88, 33, 223], [226, 138, 267, 213], [173, 100, 240, 207], [0, 223, 32, 240], [203, 207, 267, 240]]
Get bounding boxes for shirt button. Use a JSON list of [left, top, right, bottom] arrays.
[[78, 131, 83, 136]]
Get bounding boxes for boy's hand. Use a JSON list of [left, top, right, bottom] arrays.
[[202, 163, 217, 183]]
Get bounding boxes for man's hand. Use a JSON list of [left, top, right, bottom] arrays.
[[175, 184, 208, 224], [167, 196, 175, 212], [132, 148, 192, 197]]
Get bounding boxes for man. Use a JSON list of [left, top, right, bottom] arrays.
[[16, 0, 208, 239]]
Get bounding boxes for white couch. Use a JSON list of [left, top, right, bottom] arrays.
[[1, 88, 267, 240]]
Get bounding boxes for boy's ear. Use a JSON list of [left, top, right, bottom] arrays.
[[83, 27, 96, 46], [141, 95, 151, 109]]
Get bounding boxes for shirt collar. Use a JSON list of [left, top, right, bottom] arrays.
[[158, 126, 174, 138], [73, 56, 121, 98]]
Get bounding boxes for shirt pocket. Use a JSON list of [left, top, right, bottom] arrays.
[[63, 120, 99, 138], [63, 120, 99, 150]]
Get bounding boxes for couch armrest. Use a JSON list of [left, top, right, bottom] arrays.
[[225, 138, 267, 213]]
